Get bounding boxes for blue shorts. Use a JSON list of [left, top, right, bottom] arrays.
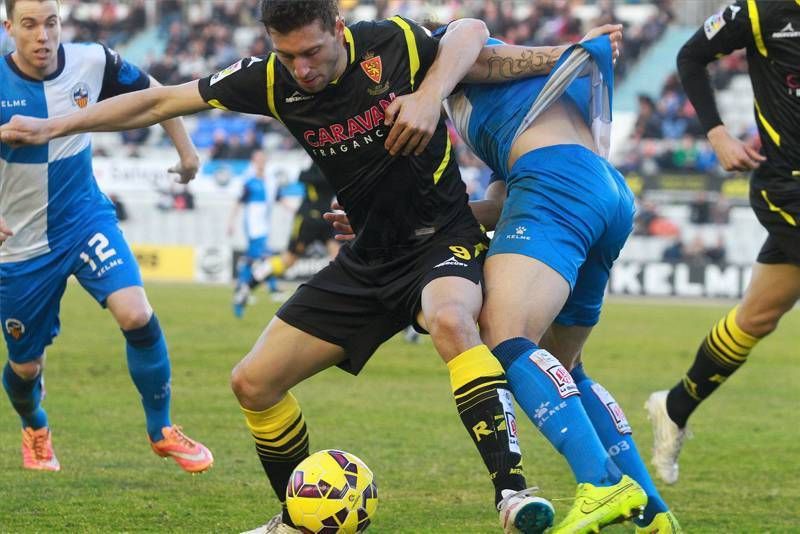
[[0, 219, 142, 363], [246, 236, 268, 259], [488, 144, 634, 326]]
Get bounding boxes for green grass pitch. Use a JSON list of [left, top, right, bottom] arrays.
[[1, 283, 798, 532]]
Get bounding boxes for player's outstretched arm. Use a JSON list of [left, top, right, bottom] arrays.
[[0, 81, 211, 146], [464, 23, 622, 83], [383, 18, 489, 156]]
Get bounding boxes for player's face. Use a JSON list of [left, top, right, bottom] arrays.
[[4, 0, 62, 79], [269, 18, 347, 93], [252, 151, 266, 175]]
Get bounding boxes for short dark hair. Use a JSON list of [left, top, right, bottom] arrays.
[[5, 0, 61, 19], [259, 0, 338, 34]]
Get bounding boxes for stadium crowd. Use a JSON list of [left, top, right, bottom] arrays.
[[622, 50, 755, 176]]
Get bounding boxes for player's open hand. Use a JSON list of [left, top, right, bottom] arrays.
[[582, 24, 623, 63], [323, 200, 355, 241], [168, 154, 200, 184], [383, 90, 441, 157], [0, 115, 53, 146], [707, 125, 766, 172], [0, 216, 13, 245]]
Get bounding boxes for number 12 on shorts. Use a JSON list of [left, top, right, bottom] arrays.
[[79, 232, 118, 272]]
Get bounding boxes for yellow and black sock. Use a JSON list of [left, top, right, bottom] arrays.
[[448, 344, 526, 505], [241, 392, 309, 513], [667, 306, 760, 427]]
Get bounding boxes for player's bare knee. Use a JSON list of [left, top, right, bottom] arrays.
[[9, 359, 43, 380], [115, 307, 153, 331], [230, 363, 285, 409], [427, 304, 475, 346]]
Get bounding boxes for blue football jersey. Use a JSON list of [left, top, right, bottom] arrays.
[[444, 36, 615, 183], [239, 175, 277, 241], [0, 42, 149, 264]]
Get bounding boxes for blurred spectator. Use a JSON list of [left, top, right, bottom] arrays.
[[109, 193, 129, 222], [689, 192, 712, 225], [633, 95, 662, 141], [120, 128, 151, 158], [663, 234, 726, 266]]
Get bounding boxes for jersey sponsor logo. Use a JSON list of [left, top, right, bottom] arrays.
[[360, 53, 383, 84], [71, 82, 90, 108], [210, 59, 243, 85], [4, 318, 25, 340], [0, 98, 27, 108], [285, 91, 314, 103], [704, 10, 726, 40], [590, 383, 632, 434], [434, 256, 468, 268], [304, 93, 397, 157], [529, 349, 579, 398], [773, 22, 800, 39]]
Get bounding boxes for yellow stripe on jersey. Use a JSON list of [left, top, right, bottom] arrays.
[[754, 99, 780, 146], [266, 53, 283, 124], [761, 190, 797, 227], [388, 16, 421, 90], [433, 134, 452, 185], [343, 27, 356, 64], [207, 99, 229, 111], [747, 0, 768, 57]]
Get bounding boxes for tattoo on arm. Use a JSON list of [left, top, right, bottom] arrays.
[[484, 47, 564, 80]]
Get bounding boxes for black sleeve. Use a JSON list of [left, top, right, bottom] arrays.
[[677, 1, 752, 133], [98, 45, 150, 101], [391, 16, 441, 81], [197, 56, 272, 116]]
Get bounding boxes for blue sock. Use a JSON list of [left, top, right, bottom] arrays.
[[3, 362, 48, 429], [238, 261, 253, 286], [123, 314, 171, 441], [571, 364, 668, 524], [493, 338, 621, 486], [267, 275, 279, 293]]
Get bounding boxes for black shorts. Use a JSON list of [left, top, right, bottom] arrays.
[[750, 185, 800, 265], [288, 211, 335, 254], [276, 228, 488, 375]]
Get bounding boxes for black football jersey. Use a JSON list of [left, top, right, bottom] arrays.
[[198, 17, 475, 258], [680, 1, 800, 190], [298, 163, 336, 216]]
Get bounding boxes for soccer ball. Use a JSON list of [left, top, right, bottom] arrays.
[[286, 449, 378, 533]]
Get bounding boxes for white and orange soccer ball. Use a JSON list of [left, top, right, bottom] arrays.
[[286, 449, 378, 533]]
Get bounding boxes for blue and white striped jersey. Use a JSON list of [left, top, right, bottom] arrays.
[[444, 35, 615, 183], [0, 42, 149, 264]]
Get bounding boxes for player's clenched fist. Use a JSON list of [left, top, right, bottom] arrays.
[[0, 115, 53, 146], [582, 24, 623, 63], [383, 89, 441, 157]]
